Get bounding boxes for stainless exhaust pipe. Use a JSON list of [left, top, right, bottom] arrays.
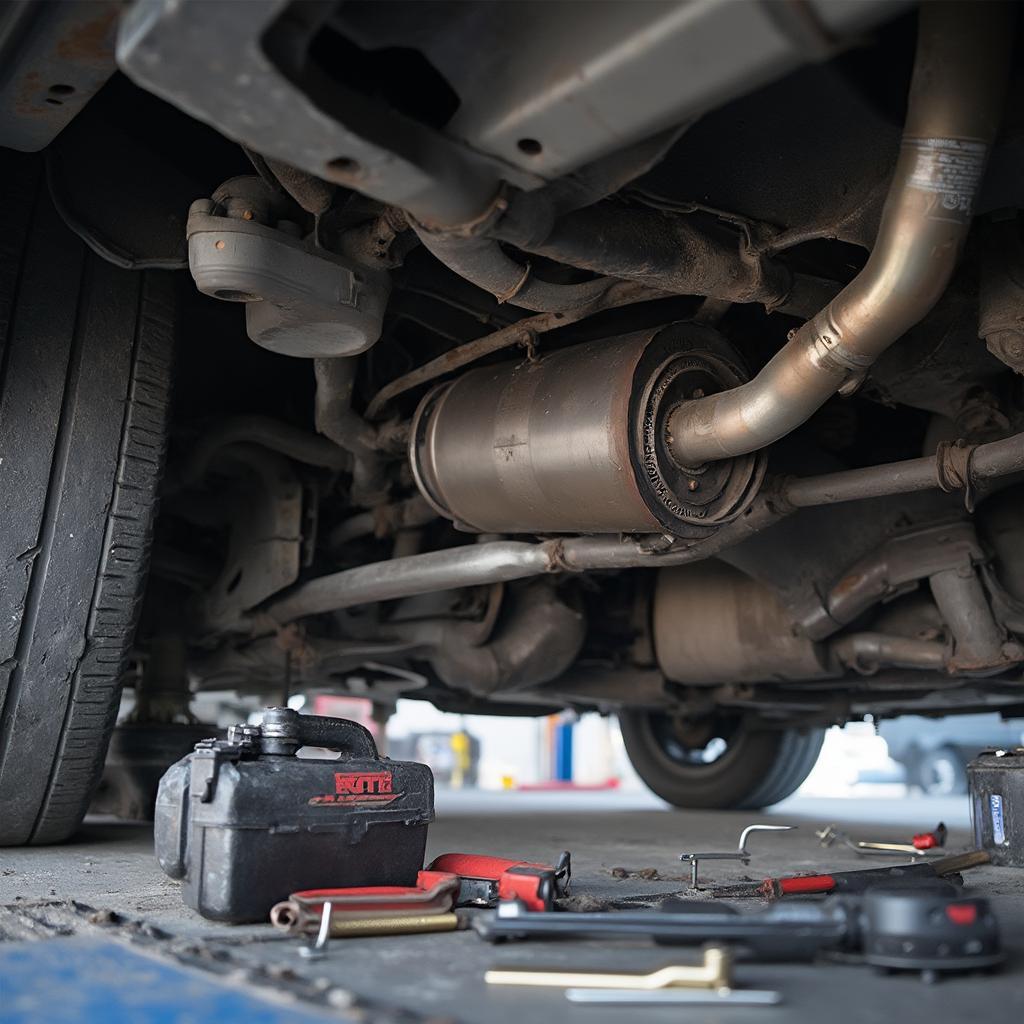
[[667, 2, 1013, 466], [260, 427, 1024, 627]]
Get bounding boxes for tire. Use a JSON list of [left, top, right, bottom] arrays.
[[917, 746, 968, 796], [619, 709, 825, 810], [0, 150, 174, 845]]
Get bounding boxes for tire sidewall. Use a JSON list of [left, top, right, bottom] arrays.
[[619, 710, 790, 809]]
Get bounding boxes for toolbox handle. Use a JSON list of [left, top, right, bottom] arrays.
[[260, 707, 379, 759]]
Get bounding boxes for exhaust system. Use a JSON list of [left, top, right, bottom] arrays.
[[256, 2, 1020, 630], [405, 2, 1013, 542], [667, 1, 1013, 466]]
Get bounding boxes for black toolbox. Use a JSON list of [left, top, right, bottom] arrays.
[[155, 707, 434, 922]]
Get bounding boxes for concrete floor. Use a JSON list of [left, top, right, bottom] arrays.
[[1, 790, 1022, 1023]]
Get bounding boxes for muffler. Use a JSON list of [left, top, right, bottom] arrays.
[[409, 324, 764, 537]]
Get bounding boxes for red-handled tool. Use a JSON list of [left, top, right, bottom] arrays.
[[428, 851, 571, 912], [912, 823, 947, 850], [708, 850, 989, 899], [269, 869, 459, 931]]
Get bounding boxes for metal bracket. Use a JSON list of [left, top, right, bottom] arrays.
[[187, 198, 390, 358], [197, 448, 303, 633]]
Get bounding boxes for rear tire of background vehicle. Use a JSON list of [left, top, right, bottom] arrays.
[[618, 709, 824, 810], [0, 150, 174, 845], [917, 745, 968, 796]]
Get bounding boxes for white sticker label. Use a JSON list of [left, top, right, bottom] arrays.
[[906, 137, 987, 219], [991, 793, 1006, 845]]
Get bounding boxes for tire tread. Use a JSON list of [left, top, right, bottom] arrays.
[[0, 151, 174, 845]]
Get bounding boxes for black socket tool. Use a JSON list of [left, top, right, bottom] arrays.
[[475, 881, 1001, 978]]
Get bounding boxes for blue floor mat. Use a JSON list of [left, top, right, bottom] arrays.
[[0, 937, 339, 1024]]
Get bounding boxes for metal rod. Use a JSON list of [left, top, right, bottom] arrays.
[[485, 947, 732, 991], [832, 633, 947, 673], [667, 2, 1014, 465], [783, 455, 938, 507], [781, 431, 1024, 509], [929, 567, 1009, 668], [314, 357, 390, 505], [260, 428, 1022, 626], [565, 988, 782, 1006], [972, 431, 1024, 480], [411, 228, 619, 312], [175, 415, 350, 489], [263, 541, 554, 626], [364, 280, 665, 420], [323, 913, 460, 937], [298, 900, 333, 959], [260, 502, 783, 628]]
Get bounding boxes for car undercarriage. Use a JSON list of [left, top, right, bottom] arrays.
[[2, 0, 1024, 838]]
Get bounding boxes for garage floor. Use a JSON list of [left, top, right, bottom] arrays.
[[2, 790, 1023, 1023]]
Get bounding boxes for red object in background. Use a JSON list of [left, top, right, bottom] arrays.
[[312, 695, 378, 741], [912, 822, 947, 850], [517, 778, 621, 792]]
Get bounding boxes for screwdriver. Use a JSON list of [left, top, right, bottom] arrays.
[[709, 850, 990, 899]]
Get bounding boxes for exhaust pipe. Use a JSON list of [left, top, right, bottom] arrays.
[[667, 1, 1013, 466], [259, 427, 1024, 627]]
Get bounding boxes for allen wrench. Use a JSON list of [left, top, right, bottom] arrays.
[[679, 824, 795, 888]]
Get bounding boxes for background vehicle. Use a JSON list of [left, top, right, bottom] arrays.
[[878, 714, 1024, 795], [3, 0, 1024, 843]]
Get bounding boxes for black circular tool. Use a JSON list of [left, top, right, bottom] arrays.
[[477, 881, 1003, 982], [859, 883, 1002, 979]]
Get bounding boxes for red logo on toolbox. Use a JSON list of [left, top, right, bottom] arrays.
[[309, 771, 399, 805]]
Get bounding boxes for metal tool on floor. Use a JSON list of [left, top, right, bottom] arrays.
[[428, 851, 571, 911], [816, 823, 947, 858], [565, 988, 783, 1007], [270, 870, 460, 934], [294, 896, 463, 957], [308, 913, 463, 938], [708, 850, 991, 899], [969, 747, 1024, 865], [486, 945, 733, 990], [679, 824, 794, 888], [487, 945, 784, 1007], [475, 883, 1003, 978], [298, 900, 333, 960]]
